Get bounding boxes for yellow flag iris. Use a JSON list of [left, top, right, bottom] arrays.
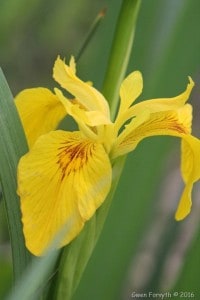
[[16, 56, 200, 256]]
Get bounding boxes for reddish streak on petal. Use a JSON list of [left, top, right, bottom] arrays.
[[56, 141, 92, 180]]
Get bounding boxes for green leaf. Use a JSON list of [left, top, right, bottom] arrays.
[[0, 69, 32, 280], [5, 250, 60, 300], [172, 225, 200, 296]]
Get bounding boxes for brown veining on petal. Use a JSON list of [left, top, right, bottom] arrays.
[[170, 123, 188, 134], [120, 113, 189, 146], [57, 140, 94, 180]]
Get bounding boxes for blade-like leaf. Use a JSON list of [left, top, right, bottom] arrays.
[[0, 69, 32, 280], [5, 250, 60, 300]]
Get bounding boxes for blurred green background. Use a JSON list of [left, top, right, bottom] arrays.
[[1, 0, 200, 299]]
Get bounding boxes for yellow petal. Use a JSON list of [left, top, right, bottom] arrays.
[[18, 130, 112, 255], [180, 136, 200, 182], [175, 183, 192, 221], [181, 139, 193, 183], [69, 56, 76, 73], [114, 101, 199, 221], [54, 88, 111, 127], [175, 135, 200, 220], [117, 77, 194, 127], [112, 105, 192, 158], [119, 71, 143, 113], [53, 56, 110, 118], [15, 88, 66, 147]]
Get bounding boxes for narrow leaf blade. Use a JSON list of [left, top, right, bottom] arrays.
[[0, 68, 32, 280]]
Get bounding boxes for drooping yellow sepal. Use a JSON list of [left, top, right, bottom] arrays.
[[112, 105, 192, 158], [175, 135, 200, 220], [18, 130, 112, 255]]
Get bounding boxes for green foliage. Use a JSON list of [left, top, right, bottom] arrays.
[[0, 70, 32, 281], [6, 249, 60, 300], [0, 0, 200, 299], [0, 257, 12, 299]]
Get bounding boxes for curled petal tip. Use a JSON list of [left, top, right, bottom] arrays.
[[188, 76, 194, 86]]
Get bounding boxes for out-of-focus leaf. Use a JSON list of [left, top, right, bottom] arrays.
[[0, 258, 12, 299], [5, 250, 60, 300], [0, 0, 41, 45], [172, 191, 200, 296]]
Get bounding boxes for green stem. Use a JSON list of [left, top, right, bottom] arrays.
[[103, 0, 141, 120], [95, 0, 141, 255]]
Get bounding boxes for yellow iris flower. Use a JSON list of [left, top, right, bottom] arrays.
[[15, 56, 200, 256]]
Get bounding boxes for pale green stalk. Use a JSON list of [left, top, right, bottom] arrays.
[[53, 1, 141, 299], [103, 0, 141, 119]]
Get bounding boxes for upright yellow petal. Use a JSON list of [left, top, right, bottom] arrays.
[[18, 130, 112, 255], [53, 56, 110, 118], [119, 71, 143, 113], [15, 88, 66, 147]]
